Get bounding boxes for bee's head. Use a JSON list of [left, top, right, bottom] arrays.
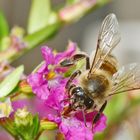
[[71, 87, 94, 110]]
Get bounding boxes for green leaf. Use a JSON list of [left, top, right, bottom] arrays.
[[24, 21, 61, 49], [27, 0, 51, 34], [32, 115, 40, 138], [66, 0, 80, 5], [0, 65, 24, 98], [0, 36, 11, 51], [0, 11, 9, 40]]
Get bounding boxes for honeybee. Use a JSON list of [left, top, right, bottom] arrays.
[[60, 13, 140, 126]]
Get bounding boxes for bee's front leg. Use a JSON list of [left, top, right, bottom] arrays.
[[72, 54, 90, 70], [92, 100, 107, 130], [67, 84, 76, 97], [60, 54, 90, 70], [65, 70, 81, 89]]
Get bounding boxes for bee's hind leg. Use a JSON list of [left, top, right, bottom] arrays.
[[92, 101, 107, 130]]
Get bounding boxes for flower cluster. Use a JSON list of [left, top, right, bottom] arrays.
[[0, 42, 107, 140], [27, 42, 107, 140], [0, 1, 113, 139]]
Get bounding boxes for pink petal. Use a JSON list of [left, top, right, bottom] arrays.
[[55, 41, 77, 63], [59, 117, 93, 140], [93, 113, 107, 133], [33, 97, 58, 118], [27, 73, 45, 87], [37, 62, 48, 73], [12, 99, 30, 111], [41, 46, 55, 65], [66, 41, 77, 56], [46, 85, 66, 110], [75, 111, 107, 133], [34, 84, 50, 100], [12, 97, 57, 119], [58, 111, 107, 140], [47, 113, 61, 124], [27, 73, 50, 100]]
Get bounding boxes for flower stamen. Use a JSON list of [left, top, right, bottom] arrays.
[[45, 71, 56, 80]]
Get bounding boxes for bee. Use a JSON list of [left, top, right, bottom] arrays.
[[60, 13, 140, 126]]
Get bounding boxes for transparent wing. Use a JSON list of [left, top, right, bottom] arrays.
[[89, 13, 121, 74], [108, 63, 140, 96]]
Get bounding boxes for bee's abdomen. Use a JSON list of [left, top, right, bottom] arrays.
[[101, 55, 118, 76]]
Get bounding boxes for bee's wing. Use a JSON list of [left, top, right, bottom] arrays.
[[89, 13, 121, 74], [108, 63, 140, 96]]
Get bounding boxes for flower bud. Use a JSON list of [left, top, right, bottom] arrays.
[[19, 80, 32, 93], [40, 119, 58, 130], [11, 26, 25, 38], [59, 0, 97, 23], [14, 107, 33, 127], [0, 98, 13, 118], [1, 37, 11, 51]]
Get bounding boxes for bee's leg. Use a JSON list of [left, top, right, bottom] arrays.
[[62, 104, 73, 117], [67, 84, 76, 96], [61, 84, 76, 105], [60, 97, 74, 103], [65, 70, 81, 89], [60, 54, 90, 70], [62, 95, 77, 116], [92, 101, 107, 130], [72, 54, 90, 70], [60, 59, 74, 67]]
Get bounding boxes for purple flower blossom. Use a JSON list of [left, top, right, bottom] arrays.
[[27, 41, 76, 104], [12, 97, 107, 140], [26, 42, 107, 139], [48, 111, 106, 140]]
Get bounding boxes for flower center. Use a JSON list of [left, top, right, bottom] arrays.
[[46, 71, 56, 80]]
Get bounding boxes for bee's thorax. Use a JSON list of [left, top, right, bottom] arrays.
[[79, 69, 111, 102]]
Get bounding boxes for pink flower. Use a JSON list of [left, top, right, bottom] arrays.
[[12, 97, 107, 140], [27, 42, 76, 106], [48, 111, 106, 140], [25, 42, 107, 139]]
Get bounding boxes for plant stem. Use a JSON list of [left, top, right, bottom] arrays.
[[34, 131, 43, 140], [0, 0, 110, 64]]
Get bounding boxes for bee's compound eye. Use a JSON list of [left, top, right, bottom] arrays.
[[84, 97, 94, 109], [72, 87, 85, 96]]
